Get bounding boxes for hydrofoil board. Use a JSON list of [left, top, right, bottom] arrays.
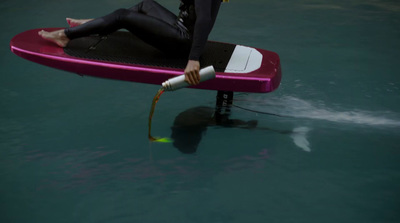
[[10, 28, 281, 93]]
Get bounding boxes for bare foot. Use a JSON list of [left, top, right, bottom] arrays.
[[66, 18, 93, 27], [38, 29, 70, 47]]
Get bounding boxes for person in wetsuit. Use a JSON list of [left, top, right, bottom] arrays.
[[38, 0, 228, 85]]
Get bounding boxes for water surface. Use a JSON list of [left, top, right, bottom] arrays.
[[1, 0, 400, 222]]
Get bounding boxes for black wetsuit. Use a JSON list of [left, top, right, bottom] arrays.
[[65, 0, 221, 60]]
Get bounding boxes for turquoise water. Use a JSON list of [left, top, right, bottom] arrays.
[[2, 0, 400, 222]]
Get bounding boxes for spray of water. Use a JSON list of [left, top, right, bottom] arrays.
[[235, 95, 400, 127], [234, 95, 400, 152]]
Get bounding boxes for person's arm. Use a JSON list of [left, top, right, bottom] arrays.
[[185, 0, 221, 85], [184, 60, 201, 85]]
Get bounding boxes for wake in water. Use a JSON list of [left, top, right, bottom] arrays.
[[233, 95, 400, 152], [234, 95, 400, 127]]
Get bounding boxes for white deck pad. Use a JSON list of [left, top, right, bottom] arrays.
[[225, 45, 263, 73]]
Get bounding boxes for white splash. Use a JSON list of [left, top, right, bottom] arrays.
[[235, 95, 400, 153], [290, 127, 311, 152], [235, 96, 400, 127]]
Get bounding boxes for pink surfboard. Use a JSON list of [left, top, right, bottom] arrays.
[[10, 28, 281, 93]]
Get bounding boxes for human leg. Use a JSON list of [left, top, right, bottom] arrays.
[[38, 29, 70, 47], [38, 8, 125, 47], [66, 18, 94, 27], [65, 0, 175, 28], [113, 8, 190, 53], [39, 1, 190, 53], [64, 9, 131, 39], [129, 0, 177, 26], [64, 8, 190, 53]]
